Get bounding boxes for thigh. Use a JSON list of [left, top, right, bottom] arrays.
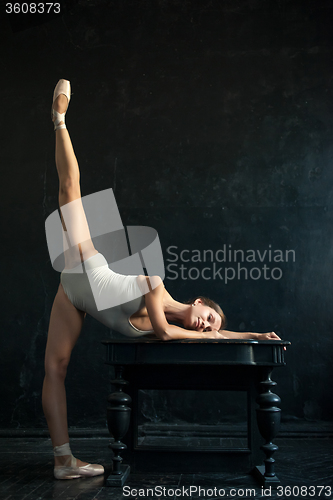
[[60, 196, 97, 265], [45, 284, 85, 364]]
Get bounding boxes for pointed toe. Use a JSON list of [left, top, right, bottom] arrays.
[[54, 462, 104, 480], [51, 79, 71, 130]]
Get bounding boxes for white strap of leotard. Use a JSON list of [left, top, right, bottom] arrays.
[[53, 442, 72, 456]]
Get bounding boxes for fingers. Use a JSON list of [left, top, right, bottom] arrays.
[[265, 331, 281, 340], [260, 332, 282, 340]]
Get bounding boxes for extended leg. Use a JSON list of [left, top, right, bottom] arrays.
[[53, 95, 81, 207], [52, 88, 97, 266]]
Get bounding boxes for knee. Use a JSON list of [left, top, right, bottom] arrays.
[[59, 176, 80, 196], [44, 356, 70, 381]]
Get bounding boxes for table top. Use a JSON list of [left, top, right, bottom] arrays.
[[102, 338, 291, 366]]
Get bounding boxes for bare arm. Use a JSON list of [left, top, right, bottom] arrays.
[[143, 277, 223, 341], [220, 330, 281, 340], [142, 277, 279, 341]]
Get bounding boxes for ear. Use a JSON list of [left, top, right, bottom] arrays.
[[193, 298, 203, 306]]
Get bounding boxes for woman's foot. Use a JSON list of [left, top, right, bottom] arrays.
[[54, 454, 89, 468], [54, 454, 104, 480], [51, 79, 71, 131]]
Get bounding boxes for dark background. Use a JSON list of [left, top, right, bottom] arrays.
[[1, 0, 332, 432]]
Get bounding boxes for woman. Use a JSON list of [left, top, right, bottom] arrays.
[[42, 79, 281, 480]]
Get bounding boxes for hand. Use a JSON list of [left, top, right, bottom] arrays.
[[259, 331, 281, 340]]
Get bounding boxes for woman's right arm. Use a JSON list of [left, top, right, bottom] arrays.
[[143, 276, 224, 341], [221, 330, 281, 340]]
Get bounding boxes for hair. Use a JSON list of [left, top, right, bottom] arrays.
[[185, 296, 227, 331]]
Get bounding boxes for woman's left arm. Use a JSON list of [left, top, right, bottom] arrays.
[[220, 330, 281, 340]]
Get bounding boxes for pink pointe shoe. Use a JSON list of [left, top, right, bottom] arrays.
[[51, 79, 71, 131], [54, 454, 104, 480]]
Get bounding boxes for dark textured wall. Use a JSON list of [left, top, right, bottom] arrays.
[[1, 0, 333, 431]]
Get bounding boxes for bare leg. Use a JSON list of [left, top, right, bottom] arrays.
[[42, 285, 88, 467], [52, 94, 81, 205], [53, 95, 97, 266]]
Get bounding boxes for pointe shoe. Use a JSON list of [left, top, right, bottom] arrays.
[[54, 454, 104, 480], [51, 79, 71, 131]]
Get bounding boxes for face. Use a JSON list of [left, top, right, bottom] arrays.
[[186, 299, 222, 332]]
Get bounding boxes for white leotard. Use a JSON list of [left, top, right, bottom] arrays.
[[60, 253, 154, 337]]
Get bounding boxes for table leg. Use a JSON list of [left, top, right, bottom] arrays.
[[106, 365, 131, 486], [253, 368, 281, 486]]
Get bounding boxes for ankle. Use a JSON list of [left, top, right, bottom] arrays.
[[52, 94, 69, 130], [53, 94, 68, 114], [53, 442, 72, 467], [54, 454, 72, 467]]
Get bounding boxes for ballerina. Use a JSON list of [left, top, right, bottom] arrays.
[[42, 79, 281, 480]]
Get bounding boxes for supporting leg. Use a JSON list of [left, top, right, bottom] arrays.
[[253, 368, 281, 486], [106, 365, 132, 486], [42, 284, 89, 468]]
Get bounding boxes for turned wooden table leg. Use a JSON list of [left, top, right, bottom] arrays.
[[106, 365, 131, 486], [253, 368, 281, 486]]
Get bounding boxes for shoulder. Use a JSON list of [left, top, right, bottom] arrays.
[[137, 275, 164, 296]]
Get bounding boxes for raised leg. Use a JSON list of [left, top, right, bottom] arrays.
[[52, 92, 97, 267]]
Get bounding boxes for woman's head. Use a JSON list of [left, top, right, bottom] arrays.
[[184, 296, 226, 332]]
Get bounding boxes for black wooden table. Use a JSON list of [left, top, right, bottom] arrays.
[[102, 338, 290, 487]]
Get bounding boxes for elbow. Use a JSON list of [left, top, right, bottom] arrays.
[[154, 328, 171, 341], [159, 331, 171, 341]]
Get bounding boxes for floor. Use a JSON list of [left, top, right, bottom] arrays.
[[0, 437, 332, 499]]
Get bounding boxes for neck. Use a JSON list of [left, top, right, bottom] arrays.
[[164, 296, 189, 325]]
